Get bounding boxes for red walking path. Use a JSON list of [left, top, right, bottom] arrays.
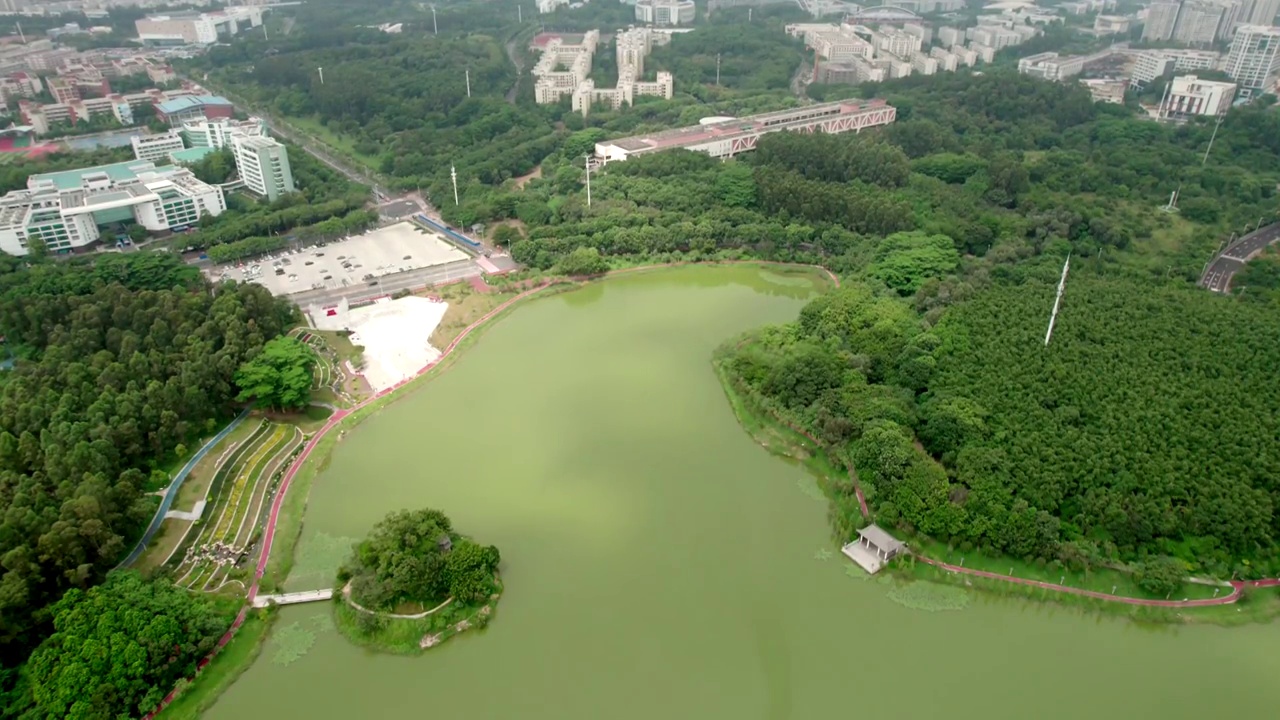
[[916, 555, 1280, 608], [143, 262, 1279, 718]]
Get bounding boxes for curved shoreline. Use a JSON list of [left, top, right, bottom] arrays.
[[146, 260, 1280, 718]]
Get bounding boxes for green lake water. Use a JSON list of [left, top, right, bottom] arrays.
[[207, 265, 1280, 720]]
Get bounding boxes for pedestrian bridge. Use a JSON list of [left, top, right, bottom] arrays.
[[252, 588, 334, 607]]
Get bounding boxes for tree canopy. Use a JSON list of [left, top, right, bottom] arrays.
[[0, 252, 296, 702], [24, 572, 230, 720], [235, 335, 318, 411], [340, 509, 500, 611]]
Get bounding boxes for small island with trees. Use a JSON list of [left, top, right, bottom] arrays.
[[334, 508, 502, 653]]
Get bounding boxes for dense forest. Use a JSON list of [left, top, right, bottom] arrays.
[[0, 253, 297, 716]]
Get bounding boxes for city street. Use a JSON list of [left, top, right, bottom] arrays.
[[1201, 222, 1280, 293], [286, 258, 481, 309]]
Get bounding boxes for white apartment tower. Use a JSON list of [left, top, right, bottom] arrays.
[[1173, 2, 1226, 44], [231, 135, 295, 201], [1243, 0, 1280, 24], [1223, 24, 1280, 96], [1143, 1, 1182, 41]]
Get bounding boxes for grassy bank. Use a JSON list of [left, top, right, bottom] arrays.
[[159, 610, 273, 720], [900, 557, 1280, 626], [332, 583, 502, 655]]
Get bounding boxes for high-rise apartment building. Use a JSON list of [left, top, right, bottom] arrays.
[[1143, 1, 1182, 41], [1243, 0, 1280, 24], [1174, 1, 1226, 43], [231, 135, 295, 201], [1223, 24, 1280, 95]]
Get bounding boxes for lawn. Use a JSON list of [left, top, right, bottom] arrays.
[[132, 518, 193, 574], [428, 283, 521, 349]]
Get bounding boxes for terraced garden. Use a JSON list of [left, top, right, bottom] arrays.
[[290, 328, 362, 407], [169, 420, 304, 593]]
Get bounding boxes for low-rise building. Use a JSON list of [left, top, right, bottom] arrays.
[[1080, 78, 1128, 103], [131, 131, 185, 163], [634, 0, 696, 26], [1159, 74, 1237, 119], [0, 160, 225, 256], [1092, 14, 1131, 34], [155, 95, 234, 124], [135, 7, 263, 46], [1018, 51, 1085, 80]]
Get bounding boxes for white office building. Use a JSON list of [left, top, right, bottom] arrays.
[[635, 0, 696, 26], [131, 132, 186, 163], [0, 160, 225, 256], [1018, 51, 1086, 80], [1159, 74, 1237, 119], [1223, 24, 1280, 96], [231, 135, 295, 201], [181, 116, 267, 148]]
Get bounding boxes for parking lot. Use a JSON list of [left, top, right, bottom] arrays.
[[211, 221, 469, 296]]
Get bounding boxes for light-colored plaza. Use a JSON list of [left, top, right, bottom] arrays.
[[309, 295, 449, 392], [212, 221, 469, 296]]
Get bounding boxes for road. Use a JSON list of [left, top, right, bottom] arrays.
[[1200, 221, 1280, 293], [189, 75, 393, 198], [287, 258, 481, 309]]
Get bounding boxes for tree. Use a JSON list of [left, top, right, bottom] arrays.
[[341, 508, 500, 610], [25, 572, 229, 720], [556, 246, 609, 276], [1135, 556, 1186, 597], [870, 232, 961, 295], [235, 336, 317, 411], [444, 540, 500, 603]]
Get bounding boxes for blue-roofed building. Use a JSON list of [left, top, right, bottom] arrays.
[[155, 95, 234, 125]]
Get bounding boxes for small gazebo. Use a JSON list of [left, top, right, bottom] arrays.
[[841, 524, 906, 574]]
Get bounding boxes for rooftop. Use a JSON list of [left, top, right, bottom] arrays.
[[600, 99, 891, 155], [30, 159, 160, 190], [156, 95, 232, 114], [857, 524, 906, 553], [169, 146, 216, 163]]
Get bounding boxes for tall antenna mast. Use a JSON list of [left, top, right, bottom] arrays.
[[1044, 254, 1071, 347], [1201, 114, 1223, 167], [263, 22, 269, 41], [450, 165, 459, 206], [584, 155, 591, 207], [518, 5, 522, 22], [431, 5, 438, 35], [16, 22, 24, 44], [465, 69, 471, 98], [317, 67, 324, 84], [716, 54, 721, 86]]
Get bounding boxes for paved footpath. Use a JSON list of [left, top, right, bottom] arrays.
[[916, 556, 1280, 608], [118, 410, 249, 569]]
